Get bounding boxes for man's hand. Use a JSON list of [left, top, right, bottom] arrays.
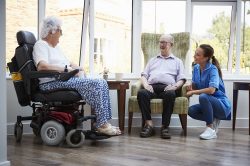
[[186, 84, 193, 91], [75, 70, 86, 78], [145, 84, 154, 93], [141, 76, 154, 93], [164, 84, 178, 91]]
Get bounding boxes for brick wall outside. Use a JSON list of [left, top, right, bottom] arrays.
[[6, 0, 131, 73], [6, 0, 38, 64]]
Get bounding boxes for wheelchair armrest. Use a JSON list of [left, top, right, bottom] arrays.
[[27, 70, 60, 79], [27, 69, 79, 81], [59, 69, 79, 81]]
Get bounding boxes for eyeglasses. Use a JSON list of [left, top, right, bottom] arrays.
[[159, 41, 170, 44]]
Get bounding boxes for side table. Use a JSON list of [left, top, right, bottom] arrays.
[[107, 80, 130, 133], [233, 82, 250, 135]]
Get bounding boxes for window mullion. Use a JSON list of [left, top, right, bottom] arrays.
[[89, 0, 95, 75], [80, 0, 90, 68], [228, 3, 236, 73], [38, 0, 46, 40], [132, 0, 142, 76], [235, 0, 242, 74]]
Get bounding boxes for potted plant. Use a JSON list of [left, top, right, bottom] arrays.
[[102, 67, 109, 80]]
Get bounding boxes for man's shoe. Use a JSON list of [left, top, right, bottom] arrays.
[[140, 125, 154, 138], [200, 127, 217, 140], [213, 118, 220, 134], [161, 127, 171, 139]]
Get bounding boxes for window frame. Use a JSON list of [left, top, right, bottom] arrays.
[[6, 0, 250, 80], [190, 1, 237, 75], [80, 0, 135, 77]]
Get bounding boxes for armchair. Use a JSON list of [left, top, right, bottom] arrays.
[[128, 32, 190, 136]]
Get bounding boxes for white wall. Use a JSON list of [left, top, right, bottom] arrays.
[[6, 78, 250, 135], [0, 0, 10, 165]]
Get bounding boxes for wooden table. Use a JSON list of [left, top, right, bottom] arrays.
[[107, 80, 130, 133], [233, 82, 250, 135]]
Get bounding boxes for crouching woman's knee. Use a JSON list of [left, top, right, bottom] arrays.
[[188, 106, 196, 118], [199, 93, 210, 103]]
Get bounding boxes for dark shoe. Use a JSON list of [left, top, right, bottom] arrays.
[[140, 125, 154, 138], [161, 127, 171, 139]]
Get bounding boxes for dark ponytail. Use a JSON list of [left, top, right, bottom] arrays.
[[211, 56, 222, 78], [199, 44, 222, 78]]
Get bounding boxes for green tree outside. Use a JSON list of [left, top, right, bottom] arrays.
[[192, 11, 250, 73]]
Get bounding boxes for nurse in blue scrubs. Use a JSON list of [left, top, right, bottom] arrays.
[[187, 44, 231, 140]]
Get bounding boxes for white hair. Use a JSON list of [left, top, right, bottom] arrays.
[[40, 16, 62, 39], [160, 34, 174, 45]]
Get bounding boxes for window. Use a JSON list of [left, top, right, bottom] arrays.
[[191, 2, 235, 73], [6, 0, 38, 65], [46, 0, 85, 65], [141, 1, 186, 68], [94, 37, 108, 66], [241, 1, 250, 74], [142, 1, 186, 34], [90, 0, 132, 74]]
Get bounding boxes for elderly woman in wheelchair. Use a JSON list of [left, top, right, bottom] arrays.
[[34, 16, 121, 135], [8, 16, 121, 148]]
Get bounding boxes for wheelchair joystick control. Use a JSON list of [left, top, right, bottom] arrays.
[[64, 65, 68, 72]]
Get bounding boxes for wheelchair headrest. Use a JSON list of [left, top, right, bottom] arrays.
[[16, 31, 36, 46]]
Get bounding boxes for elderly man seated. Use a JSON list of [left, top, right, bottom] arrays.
[[137, 34, 186, 139]]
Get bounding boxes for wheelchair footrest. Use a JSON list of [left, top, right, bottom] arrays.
[[83, 130, 111, 140]]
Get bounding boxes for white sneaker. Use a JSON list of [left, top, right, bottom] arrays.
[[200, 127, 217, 140], [213, 118, 221, 133]]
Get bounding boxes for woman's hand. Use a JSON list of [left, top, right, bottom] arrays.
[[69, 62, 86, 77], [77, 70, 86, 78], [186, 90, 194, 97], [186, 84, 193, 91], [186, 84, 193, 97]]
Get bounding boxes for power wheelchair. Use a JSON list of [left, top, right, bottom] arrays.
[[7, 31, 110, 148]]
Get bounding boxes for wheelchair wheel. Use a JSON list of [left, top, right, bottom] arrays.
[[14, 122, 23, 143], [66, 129, 85, 148], [40, 120, 65, 146]]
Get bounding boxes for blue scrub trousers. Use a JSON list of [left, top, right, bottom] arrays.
[[188, 93, 229, 125]]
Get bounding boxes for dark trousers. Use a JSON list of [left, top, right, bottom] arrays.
[[137, 83, 176, 127]]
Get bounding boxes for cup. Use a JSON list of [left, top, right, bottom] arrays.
[[115, 73, 123, 81]]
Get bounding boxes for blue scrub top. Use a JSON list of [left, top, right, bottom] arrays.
[[192, 63, 231, 119]]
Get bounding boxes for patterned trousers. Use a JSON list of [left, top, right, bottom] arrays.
[[39, 77, 112, 128]]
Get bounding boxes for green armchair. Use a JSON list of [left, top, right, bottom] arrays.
[[127, 32, 190, 136]]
